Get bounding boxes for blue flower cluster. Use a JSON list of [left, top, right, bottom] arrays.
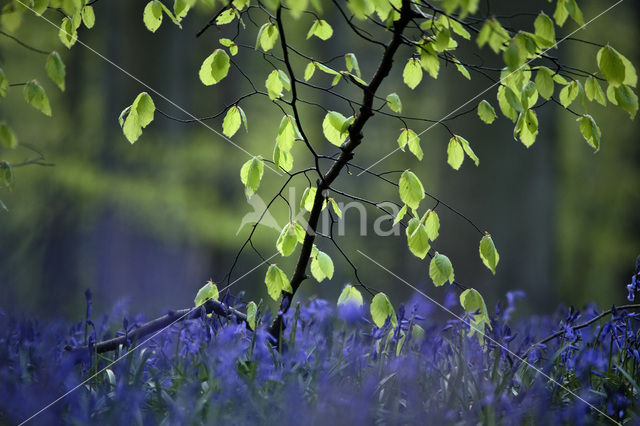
[[1, 287, 638, 425]]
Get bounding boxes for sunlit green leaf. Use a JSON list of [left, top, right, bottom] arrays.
[[222, 105, 242, 137], [276, 223, 298, 257], [429, 252, 454, 287], [477, 100, 496, 124], [577, 114, 600, 151], [59, 17, 77, 49], [370, 292, 396, 328], [246, 301, 257, 330], [597, 45, 626, 87], [143, 1, 163, 32], [0, 123, 17, 149], [45, 51, 65, 91], [403, 58, 423, 89], [398, 170, 425, 210], [265, 264, 292, 300], [194, 281, 219, 306], [337, 284, 363, 307], [311, 250, 334, 282], [479, 234, 500, 274], [386, 93, 402, 113], [199, 49, 230, 85], [240, 156, 264, 197], [345, 53, 361, 78], [306, 19, 333, 40], [23, 80, 51, 117]]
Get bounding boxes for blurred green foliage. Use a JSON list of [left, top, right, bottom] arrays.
[[0, 0, 638, 319]]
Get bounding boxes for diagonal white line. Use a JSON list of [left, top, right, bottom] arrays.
[[357, 250, 620, 425], [14, 0, 282, 176], [18, 252, 278, 425], [357, 0, 625, 176]]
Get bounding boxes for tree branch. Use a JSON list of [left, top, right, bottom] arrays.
[[66, 298, 247, 354]]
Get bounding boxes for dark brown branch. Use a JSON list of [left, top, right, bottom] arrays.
[[66, 298, 247, 354], [268, 0, 414, 340]]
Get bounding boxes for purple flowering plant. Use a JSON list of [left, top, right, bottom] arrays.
[[0, 0, 639, 424]]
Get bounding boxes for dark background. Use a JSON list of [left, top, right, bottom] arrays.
[[0, 0, 638, 322]]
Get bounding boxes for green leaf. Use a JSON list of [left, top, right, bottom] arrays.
[[216, 8, 237, 25], [265, 264, 292, 300], [477, 100, 496, 124], [613, 84, 638, 119], [59, 17, 77, 49], [398, 170, 425, 210], [479, 234, 499, 274], [294, 222, 306, 243], [503, 41, 522, 72], [329, 198, 342, 218], [429, 252, 454, 287], [423, 210, 439, 241], [407, 220, 430, 259], [559, 80, 579, 108], [222, 105, 242, 137], [276, 115, 297, 151], [266, 70, 284, 100], [143, 1, 163, 32], [565, 0, 584, 26], [419, 44, 439, 79], [344, 53, 361, 78], [0, 161, 14, 190], [457, 135, 479, 166], [534, 67, 554, 100], [337, 284, 363, 307], [174, 0, 193, 21], [219, 38, 238, 56], [194, 281, 219, 306], [597, 45, 626, 87], [199, 49, 230, 85], [453, 58, 471, 80], [397, 128, 422, 160], [81, 5, 95, 28], [322, 111, 349, 146], [370, 292, 396, 328], [477, 19, 510, 54], [0, 68, 8, 99], [311, 250, 334, 282], [240, 156, 264, 197], [554, 0, 568, 26], [306, 19, 333, 40], [393, 204, 407, 226], [459, 288, 491, 341], [33, 0, 49, 16], [23, 80, 51, 117], [273, 144, 293, 172], [0, 123, 17, 149], [120, 92, 155, 143], [315, 62, 339, 76], [256, 23, 279, 52], [45, 51, 65, 91], [577, 114, 600, 151], [403, 58, 423, 90], [300, 186, 317, 212], [304, 62, 316, 81], [447, 136, 464, 170], [497, 86, 518, 122], [276, 223, 298, 257], [246, 301, 257, 330], [584, 76, 606, 106], [533, 12, 555, 47], [386, 93, 402, 113], [516, 109, 538, 147]]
